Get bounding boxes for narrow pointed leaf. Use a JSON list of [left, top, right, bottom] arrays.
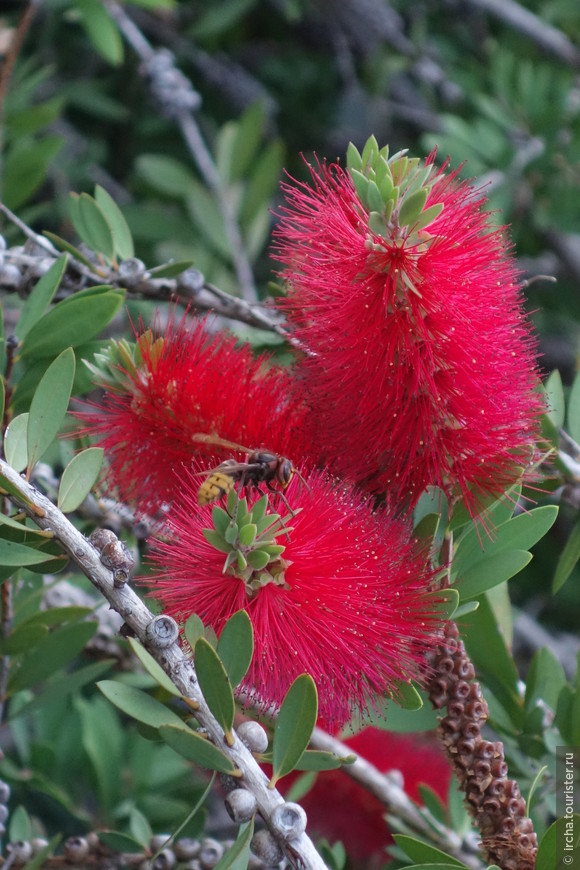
[[393, 835, 467, 867], [95, 185, 134, 259], [43, 232, 96, 268], [457, 549, 532, 600], [148, 260, 196, 278], [270, 674, 318, 786], [58, 447, 104, 512], [213, 820, 254, 870], [127, 638, 181, 696], [195, 637, 235, 736], [184, 613, 205, 649], [553, 517, 580, 594], [159, 723, 237, 774], [217, 610, 254, 688], [4, 413, 29, 471], [97, 680, 184, 728], [20, 288, 125, 358], [0, 539, 58, 566], [97, 832, 144, 854], [16, 254, 67, 340], [27, 347, 75, 469], [8, 621, 98, 694]]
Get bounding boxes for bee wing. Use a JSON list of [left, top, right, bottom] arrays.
[[191, 461, 255, 477], [191, 433, 251, 454]]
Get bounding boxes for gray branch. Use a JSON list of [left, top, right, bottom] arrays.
[[466, 0, 580, 67], [103, 0, 259, 303], [0, 458, 327, 870]]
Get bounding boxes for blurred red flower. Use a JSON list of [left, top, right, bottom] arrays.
[[274, 141, 544, 516], [145, 468, 443, 728], [79, 315, 309, 516], [281, 728, 453, 869]]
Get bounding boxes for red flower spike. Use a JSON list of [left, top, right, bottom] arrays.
[[145, 468, 444, 729], [79, 314, 310, 516], [273, 139, 544, 516]]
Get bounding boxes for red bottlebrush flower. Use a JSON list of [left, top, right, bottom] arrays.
[[145, 468, 443, 729], [280, 728, 453, 868], [79, 314, 309, 516], [274, 139, 544, 516]]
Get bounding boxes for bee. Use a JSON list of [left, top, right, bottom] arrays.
[[191, 434, 301, 513]]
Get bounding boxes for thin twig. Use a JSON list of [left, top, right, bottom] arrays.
[[0, 458, 328, 870], [103, 0, 259, 303], [466, 0, 580, 67]]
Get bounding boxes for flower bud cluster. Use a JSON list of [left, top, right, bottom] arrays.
[[202, 493, 292, 597], [427, 622, 537, 870]]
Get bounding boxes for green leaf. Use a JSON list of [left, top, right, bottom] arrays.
[[11, 659, 113, 720], [158, 723, 238, 774], [9, 805, 32, 842], [127, 638, 181, 696], [4, 413, 29, 472], [70, 192, 115, 260], [147, 259, 196, 279], [393, 835, 468, 867], [417, 784, 447, 823], [213, 819, 254, 870], [16, 255, 67, 341], [75, 0, 124, 65], [94, 185, 134, 260], [246, 550, 270, 570], [402, 865, 470, 869], [270, 674, 318, 787], [525, 647, 566, 714], [453, 505, 558, 577], [461, 595, 521, 722], [58, 447, 104, 512], [292, 749, 351, 771], [535, 814, 580, 870], [0, 622, 48, 654], [8, 620, 98, 694], [184, 613, 206, 649], [3, 135, 64, 211], [553, 516, 580, 594], [0, 539, 59, 567], [20, 288, 125, 358], [217, 610, 254, 688], [136, 154, 195, 198], [526, 764, 547, 815], [194, 637, 235, 739], [97, 832, 144, 854], [393, 681, 424, 710], [27, 347, 76, 469], [97, 680, 185, 728], [129, 807, 153, 849], [42, 232, 96, 268], [545, 369, 565, 428], [398, 188, 429, 227], [456, 549, 532, 599], [568, 370, 580, 444]]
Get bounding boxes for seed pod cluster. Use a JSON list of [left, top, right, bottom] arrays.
[[427, 621, 537, 870]]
